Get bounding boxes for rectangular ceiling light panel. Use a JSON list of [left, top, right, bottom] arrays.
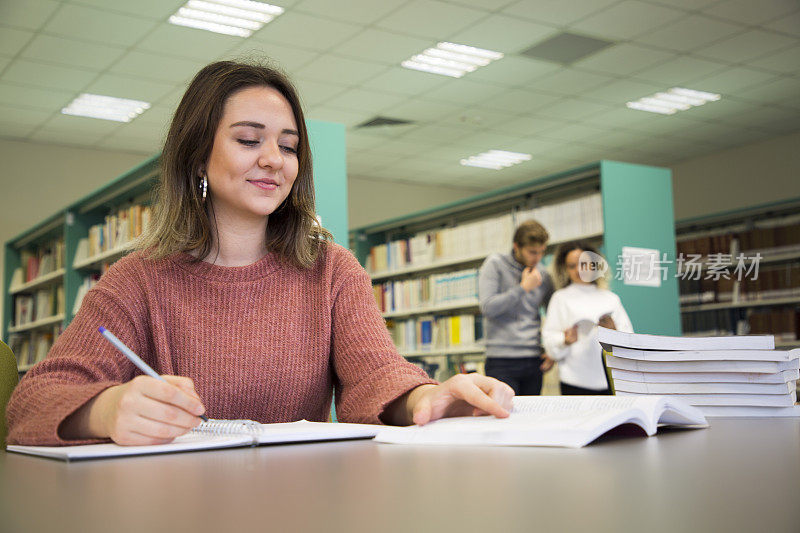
[[402, 42, 503, 78], [460, 150, 531, 170], [626, 87, 720, 115], [169, 0, 284, 37], [62, 94, 151, 122]]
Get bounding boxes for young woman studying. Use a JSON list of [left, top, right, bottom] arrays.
[[541, 241, 633, 395], [7, 60, 513, 446]]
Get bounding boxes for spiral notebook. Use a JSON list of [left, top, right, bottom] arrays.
[[6, 419, 380, 461]]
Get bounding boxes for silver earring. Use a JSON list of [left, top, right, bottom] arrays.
[[201, 174, 208, 201]]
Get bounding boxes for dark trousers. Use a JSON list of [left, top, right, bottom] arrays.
[[485, 357, 543, 396], [560, 382, 612, 395]]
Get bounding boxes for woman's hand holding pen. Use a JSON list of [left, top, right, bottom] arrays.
[[63, 376, 207, 445]]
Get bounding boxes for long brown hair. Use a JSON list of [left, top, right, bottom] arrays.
[[137, 60, 331, 268]]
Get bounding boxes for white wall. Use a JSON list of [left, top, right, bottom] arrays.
[[671, 131, 800, 222]]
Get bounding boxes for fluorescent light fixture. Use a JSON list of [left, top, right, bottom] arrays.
[[402, 42, 503, 78], [169, 0, 283, 37], [460, 150, 531, 170], [627, 87, 721, 115], [62, 94, 150, 122]]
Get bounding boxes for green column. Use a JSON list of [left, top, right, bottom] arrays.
[[307, 120, 347, 247]]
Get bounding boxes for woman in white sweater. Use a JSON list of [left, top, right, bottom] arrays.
[[542, 242, 633, 394]]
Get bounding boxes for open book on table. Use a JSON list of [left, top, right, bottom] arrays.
[[374, 396, 708, 448], [6, 420, 380, 461]]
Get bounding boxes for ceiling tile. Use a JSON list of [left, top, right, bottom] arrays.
[[96, 132, 161, 153], [456, 130, 527, 152], [746, 45, 800, 76], [501, 0, 619, 27], [295, 55, 388, 86], [332, 29, 434, 64], [305, 105, 374, 127], [67, 0, 186, 20], [0, 81, 74, 111], [435, 108, 519, 130], [34, 113, 122, 137], [527, 68, 616, 96], [0, 27, 35, 56], [677, 98, 760, 122], [443, 0, 517, 10], [535, 97, 613, 120], [701, 0, 800, 25], [633, 56, 727, 86], [764, 10, 800, 37], [375, 0, 487, 40], [324, 89, 408, 114], [1, 59, 97, 91], [358, 138, 435, 158], [582, 79, 666, 105], [582, 107, 664, 129], [465, 56, 561, 87], [135, 23, 241, 61], [734, 77, 800, 108], [640, 0, 719, 9], [493, 114, 564, 136], [0, 0, 60, 31], [446, 14, 558, 54], [84, 74, 176, 103], [294, 0, 407, 25], [0, 104, 53, 137], [292, 77, 349, 107], [685, 66, 782, 95], [505, 136, 565, 155], [116, 114, 171, 141], [0, 55, 11, 72], [21, 35, 126, 71], [110, 51, 207, 84], [222, 43, 318, 73], [631, 15, 743, 53], [381, 98, 463, 122], [423, 79, 506, 105], [43, 4, 158, 47], [710, 103, 800, 132], [402, 123, 472, 143], [346, 151, 403, 175], [569, 1, 685, 41], [251, 12, 363, 53], [478, 88, 561, 114], [695, 29, 797, 63], [360, 67, 451, 96], [573, 43, 676, 76]]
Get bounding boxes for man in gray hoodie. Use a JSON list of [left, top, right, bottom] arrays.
[[478, 219, 554, 395]]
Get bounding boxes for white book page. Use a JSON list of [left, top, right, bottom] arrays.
[[612, 347, 798, 362], [6, 433, 252, 461]]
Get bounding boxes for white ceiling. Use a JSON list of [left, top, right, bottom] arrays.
[[1, 0, 799, 191]]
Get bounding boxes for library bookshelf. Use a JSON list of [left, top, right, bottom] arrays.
[[350, 161, 681, 381], [676, 197, 800, 349]]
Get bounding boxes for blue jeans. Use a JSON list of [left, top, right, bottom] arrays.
[[485, 357, 543, 396]]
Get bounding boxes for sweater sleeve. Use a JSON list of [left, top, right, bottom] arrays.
[[478, 256, 525, 318], [328, 252, 436, 425], [542, 292, 572, 362], [6, 268, 149, 446]]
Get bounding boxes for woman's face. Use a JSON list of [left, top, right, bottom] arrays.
[[205, 85, 300, 223], [565, 248, 589, 285]]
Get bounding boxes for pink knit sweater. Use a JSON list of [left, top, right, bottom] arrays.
[[7, 243, 435, 445]]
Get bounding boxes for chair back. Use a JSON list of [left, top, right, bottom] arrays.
[[0, 340, 19, 447]]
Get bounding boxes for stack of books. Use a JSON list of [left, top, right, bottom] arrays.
[[599, 328, 800, 417]]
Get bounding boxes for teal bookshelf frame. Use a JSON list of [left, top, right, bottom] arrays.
[[350, 160, 681, 339]]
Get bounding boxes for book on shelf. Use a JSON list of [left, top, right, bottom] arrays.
[[365, 193, 603, 275], [72, 274, 101, 315], [17, 237, 65, 283], [600, 328, 799, 417], [84, 204, 151, 259], [373, 395, 707, 448], [388, 314, 481, 353], [7, 420, 380, 461]]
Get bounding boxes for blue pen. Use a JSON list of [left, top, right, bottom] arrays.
[[98, 326, 209, 422]]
